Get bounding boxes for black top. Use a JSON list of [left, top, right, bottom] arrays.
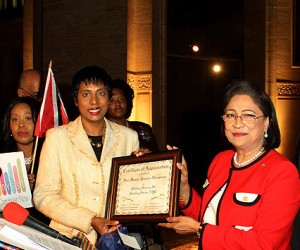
[[88, 135, 103, 161]]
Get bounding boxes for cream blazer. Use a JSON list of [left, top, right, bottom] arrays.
[[33, 117, 139, 244]]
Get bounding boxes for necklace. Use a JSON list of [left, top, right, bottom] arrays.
[[89, 137, 103, 148], [233, 147, 264, 167], [88, 121, 106, 149], [25, 155, 33, 165]]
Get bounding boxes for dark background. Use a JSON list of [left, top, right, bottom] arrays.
[[167, 0, 243, 190], [0, 0, 244, 192]]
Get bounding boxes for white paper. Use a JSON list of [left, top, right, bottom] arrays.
[[0, 217, 80, 250], [0, 151, 33, 211], [0, 223, 51, 250], [115, 159, 172, 215], [118, 229, 141, 249]]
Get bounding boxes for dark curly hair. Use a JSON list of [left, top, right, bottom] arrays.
[[110, 79, 134, 119], [0, 97, 40, 152]]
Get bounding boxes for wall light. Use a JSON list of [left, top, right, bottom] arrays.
[[213, 64, 221, 73], [192, 45, 199, 52]]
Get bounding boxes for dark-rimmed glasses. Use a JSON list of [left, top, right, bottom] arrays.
[[19, 87, 42, 100]]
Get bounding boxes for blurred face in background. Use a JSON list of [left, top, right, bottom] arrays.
[[107, 88, 127, 120], [18, 70, 43, 101], [10, 103, 35, 146]]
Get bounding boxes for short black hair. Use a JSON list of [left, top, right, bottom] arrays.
[[72, 66, 112, 102], [222, 80, 281, 150], [110, 79, 134, 119]]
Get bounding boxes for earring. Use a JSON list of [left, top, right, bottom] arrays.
[[264, 131, 268, 138]]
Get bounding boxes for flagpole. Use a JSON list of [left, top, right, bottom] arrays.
[[30, 60, 52, 174], [30, 136, 39, 174]]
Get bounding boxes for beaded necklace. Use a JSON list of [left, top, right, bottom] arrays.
[[24, 155, 33, 165], [233, 147, 264, 167]]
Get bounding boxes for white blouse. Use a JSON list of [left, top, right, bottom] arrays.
[[203, 183, 227, 225]]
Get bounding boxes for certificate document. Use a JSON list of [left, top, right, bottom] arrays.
[[106, 149, 181, 223], [115, 159, 173, 215]]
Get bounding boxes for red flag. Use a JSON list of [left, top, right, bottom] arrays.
[[34, 64, 69, 138]]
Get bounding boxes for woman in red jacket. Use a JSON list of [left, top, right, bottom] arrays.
[[159, 81, 300, 250]]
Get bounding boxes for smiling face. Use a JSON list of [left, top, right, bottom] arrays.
[[224, 94, 269, 152], [10, 103, 35, 146], [75, 82, 109, 129]]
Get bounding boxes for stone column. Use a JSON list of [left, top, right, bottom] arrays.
[[265, 0, 300, 159], [127, 0, 167, 149], [127, 0, 153, 126]]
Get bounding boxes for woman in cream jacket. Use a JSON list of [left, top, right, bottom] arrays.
[[33, 66, 141, 245]]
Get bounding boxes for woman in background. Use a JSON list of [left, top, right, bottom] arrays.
[[107, 79, 159, 152], [0, 96, 40, 190], [0, 96, 49, 225]]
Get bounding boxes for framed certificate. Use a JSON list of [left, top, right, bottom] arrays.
[[106, 149, 181, 223]]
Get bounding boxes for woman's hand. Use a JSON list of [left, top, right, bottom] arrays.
[[166, 145, 190, 196], [158, 216, 200, 235], [27, 173, 36, 191], [91, 217, 120, 235], [133, 148, 151, 157]]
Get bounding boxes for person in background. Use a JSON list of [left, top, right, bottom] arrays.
[[0, 69, 44, 127], [17, 69, 45, 102], [106, 79, 159, 152], [159, 80, 300, 249], [33, 66, 144, 245], [0, 96, 49, 225], [0, 97, 40, 190]]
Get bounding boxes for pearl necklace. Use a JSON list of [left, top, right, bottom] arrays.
[[233, 148, 264, 167], [25, 155, 33, 165]]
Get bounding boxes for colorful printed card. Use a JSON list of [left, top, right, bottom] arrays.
[[0, 152, 33, 211]]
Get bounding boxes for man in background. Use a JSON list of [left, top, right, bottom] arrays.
[[0, 69, 44, 126], [17, 69, 44, 102]]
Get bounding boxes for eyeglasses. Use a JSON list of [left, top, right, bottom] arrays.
[[19, 87, 42, 100], [221, 113, 264, 124]]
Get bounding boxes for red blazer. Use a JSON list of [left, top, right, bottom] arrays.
[[182, 149, 300, 250]]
